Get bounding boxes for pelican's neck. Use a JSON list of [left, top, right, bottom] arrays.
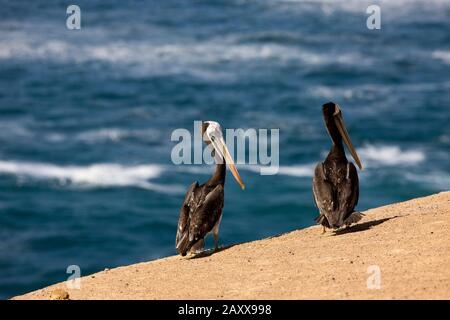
[[210, 158, 226, 186], [325, 117, 346, 161], [329, 141, 345, 157]]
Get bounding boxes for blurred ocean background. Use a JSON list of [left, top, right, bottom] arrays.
[[0, 0, 449, 298]]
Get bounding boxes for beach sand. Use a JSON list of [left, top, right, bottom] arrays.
[[13, 191, 450, 300]]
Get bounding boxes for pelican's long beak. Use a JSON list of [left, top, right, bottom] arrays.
[[333, 106, 363, 170], [209, 134, 245, 190]]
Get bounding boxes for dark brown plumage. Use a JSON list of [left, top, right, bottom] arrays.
[[176, 163, 225, 256], [175, 121, 244, 256], [313, 102, 363, 231]]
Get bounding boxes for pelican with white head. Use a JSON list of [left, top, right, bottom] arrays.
[[176, 121, 245, 256]]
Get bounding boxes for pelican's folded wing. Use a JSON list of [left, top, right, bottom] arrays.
[[312, 162, 335, 227], [188, 184, 224, 245], [340, 162, 359, 221], [176, 181, 199, 252]]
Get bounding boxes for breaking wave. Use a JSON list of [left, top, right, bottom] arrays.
[[0, 36, 371, 72], [432, 50, 450, 65], [358, 144, 425, 166], [0, 160, 183, 193]]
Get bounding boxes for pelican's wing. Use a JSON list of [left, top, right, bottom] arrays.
[[175, 181, 199, 252], [339, 162, 359, 222], [188, 184, 224, 245], [313, 162, 360, 228], [312, 162, 335, 227]]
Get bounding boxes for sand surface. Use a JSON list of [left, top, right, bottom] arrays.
[[13, 191, 450, 300]]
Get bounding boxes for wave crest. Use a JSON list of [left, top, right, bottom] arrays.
[[0, 160, 182, 193], [359, 144, 425, 166]]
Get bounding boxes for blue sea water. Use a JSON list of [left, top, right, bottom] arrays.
[[0, 0, 449, 298]]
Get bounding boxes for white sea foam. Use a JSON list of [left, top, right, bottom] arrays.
[[177, 165, 212, 175], [311, 82, 450, 102], [404, 172, 450, 190], [310, 86, 358, 100], [76, 129, 125, 142], [0, 160, 182, 193], [245, 164, 315, 177], [75, 128, 160, 143], [261, 145, 426, 179], [271, 0, 450, 14], [0, 35, 372, 75], [277, 164, 315, 177], [432, 50, 450, 65], [260, 145, 426, 178], [358, 144, 425, 166]]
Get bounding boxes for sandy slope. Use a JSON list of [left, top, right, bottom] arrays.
[[13, 191, 450, 300]]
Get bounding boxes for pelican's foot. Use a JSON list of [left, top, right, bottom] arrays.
[[322, 226, 326, 234]]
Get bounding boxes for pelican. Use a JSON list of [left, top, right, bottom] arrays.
[[313, 102, 363, 232], [176, 121, 245, 256]]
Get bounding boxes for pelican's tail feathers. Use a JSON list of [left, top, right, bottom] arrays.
[[315, 214, 330, 228], [344, 211, 364, 226], [176, 232, 190, 256]]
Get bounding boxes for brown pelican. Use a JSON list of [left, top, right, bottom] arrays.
[[313, 102, 363, 232], [176, 121, 245, 256]]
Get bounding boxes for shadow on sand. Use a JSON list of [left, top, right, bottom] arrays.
[[186, 216, 398, 258], [188, 244, 236, 259], [333, 216, 398, 236]]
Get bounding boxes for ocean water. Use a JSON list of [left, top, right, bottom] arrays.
[[0, 0, 449, 298]]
